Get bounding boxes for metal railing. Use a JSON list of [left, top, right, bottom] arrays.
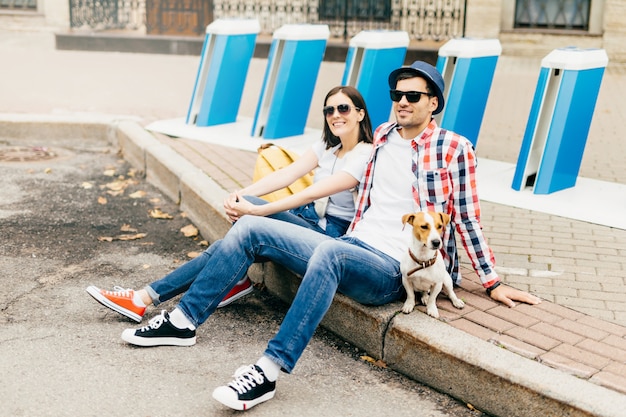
[[68, 0, 466, 42]]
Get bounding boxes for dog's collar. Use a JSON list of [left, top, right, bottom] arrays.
[[407, 249, 438, 276]]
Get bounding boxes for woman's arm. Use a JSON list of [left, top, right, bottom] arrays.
[[225, 171, 359, 220], [240, 148, 318, 198]]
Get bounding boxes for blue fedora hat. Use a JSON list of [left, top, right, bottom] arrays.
[[388, 61, 445, 115]]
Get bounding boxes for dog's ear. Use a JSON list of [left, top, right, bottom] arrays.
[[439, 212, 451, 227], [402, 213, 416, 226]]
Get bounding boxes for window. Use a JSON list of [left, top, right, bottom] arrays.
[[319, 0, 392, 22], [514, 0, 591, 30], [0, 0, 37, 10]]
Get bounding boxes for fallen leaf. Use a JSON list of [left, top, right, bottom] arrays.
[[104, 178, 138, 192], [97, 233, 147, 242], [105, 180, 126, 191], [120, 224, 137, 232], [359, 355, 387, 368], [103, 169, 116, 177], [187, 251, 201, 259], [197, 240, 209, 247], [149, 208, 173, 219], [44, 168, 52, 174], [115, 233, 147, 241], [97, 196, 107, 205], [180, 224, 198, 237], [129, 190, 147, 199], [149, 198, 161, 204], [81, 182, 94, 189], [142, 264, 151, 269], [106, 190, 124, 197]]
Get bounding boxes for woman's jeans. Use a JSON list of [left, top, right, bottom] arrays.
[[243, 195, 350, 238], [146, 196, 347, 303], [147, 215, 403, 373]]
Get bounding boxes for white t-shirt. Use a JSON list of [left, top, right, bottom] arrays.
[[312, 140, 371, 221], [348, 129, 415, 261]]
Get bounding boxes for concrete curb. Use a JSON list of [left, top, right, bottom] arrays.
[[3, 115, 625, 417]]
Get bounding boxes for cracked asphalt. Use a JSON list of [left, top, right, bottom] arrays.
[[0, 135, 488, 416]]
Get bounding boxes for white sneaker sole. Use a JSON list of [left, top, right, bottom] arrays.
[[217, 285, 254, 308], [86, 286, 143, 323], [121, 329, 196, 347], [212, 386, 275, 410]]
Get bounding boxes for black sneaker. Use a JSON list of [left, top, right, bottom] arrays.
[[212, 365, 276, 410], [121, 310, 196, 347]]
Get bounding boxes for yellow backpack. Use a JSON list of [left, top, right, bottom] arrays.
[[252, 143, 314, 202]]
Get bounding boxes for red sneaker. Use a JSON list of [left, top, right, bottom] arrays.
[[86, 285, 146, 322], [218, 277, 254, 308]]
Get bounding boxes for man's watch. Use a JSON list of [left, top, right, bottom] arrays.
[[486, 281, 502, 297]]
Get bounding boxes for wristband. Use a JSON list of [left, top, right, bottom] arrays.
[[486, 281, 501, 297]]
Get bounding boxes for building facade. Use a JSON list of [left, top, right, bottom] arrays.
[[2, 0, 625, 62]]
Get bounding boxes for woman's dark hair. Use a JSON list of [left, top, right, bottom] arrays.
[[322, 86, 374, 149]]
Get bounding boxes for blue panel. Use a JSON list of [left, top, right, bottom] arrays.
[[263, 39, 327, 139], [534, 67, 605, 194], [511, 67, 551, 190], [251, 39, 279, 136], [196, 33, 257, 126], [440, 55, 498, 147], [186, 33, 212, 124], [435, 56, 446, 74], [341, 46, 356, 85], [356, 47, 406, 128]]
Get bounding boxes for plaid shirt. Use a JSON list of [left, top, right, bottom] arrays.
[[349, 120, 499, 287]]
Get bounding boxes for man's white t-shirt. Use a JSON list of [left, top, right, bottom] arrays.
[[349, 129, 415, 262]]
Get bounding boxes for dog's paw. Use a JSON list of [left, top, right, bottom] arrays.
[[452, 298, 465, 309], [426, 307, 440, 318], [420, 293, 429, 306], [401, 301, 415, 314]]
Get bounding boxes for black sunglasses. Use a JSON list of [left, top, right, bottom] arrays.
[[389, 89, 432, 103], [323, 104, 359, 117]]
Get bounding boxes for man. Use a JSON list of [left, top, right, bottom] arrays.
[[120, 61, 541, 411]]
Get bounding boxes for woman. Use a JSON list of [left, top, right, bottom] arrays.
[[86, 86, 375, 322], [225, 85, 374, 238]]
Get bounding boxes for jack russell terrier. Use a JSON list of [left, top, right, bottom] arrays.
[[400, 211, 465, 318]]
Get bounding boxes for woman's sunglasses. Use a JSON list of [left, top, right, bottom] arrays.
[[323, 104, 359, 117], [389, 89, 432, 103]]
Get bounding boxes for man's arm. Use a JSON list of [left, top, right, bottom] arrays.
[[451, 138, 541, 307]]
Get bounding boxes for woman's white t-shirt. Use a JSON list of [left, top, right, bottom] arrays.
[[311, 140, 372, 222]]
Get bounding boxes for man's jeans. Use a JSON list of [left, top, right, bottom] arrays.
[[148, 215, 404, 373]]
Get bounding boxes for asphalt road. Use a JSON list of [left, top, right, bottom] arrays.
[[0, 135, 489, 416]]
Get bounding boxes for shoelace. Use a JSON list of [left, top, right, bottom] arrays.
[[228, 365, 264, 394], [138, 310, 168, 332], [104, 286, 132, 297]]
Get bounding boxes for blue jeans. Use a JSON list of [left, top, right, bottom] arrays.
[[244, 195, 350, 238], [148, 215, 403, 373], [146, 196, 346, 304]]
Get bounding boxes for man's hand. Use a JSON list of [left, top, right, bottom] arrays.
[[489, 284, 541, 308]]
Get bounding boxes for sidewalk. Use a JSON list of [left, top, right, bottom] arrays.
[[1, 29, 625, 416]]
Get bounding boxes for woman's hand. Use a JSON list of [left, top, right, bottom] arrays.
[[223, 192, 260, 222]]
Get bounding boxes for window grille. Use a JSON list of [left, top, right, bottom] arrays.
[[0, 0, 37, 10], [514, 0, 591, 30]]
